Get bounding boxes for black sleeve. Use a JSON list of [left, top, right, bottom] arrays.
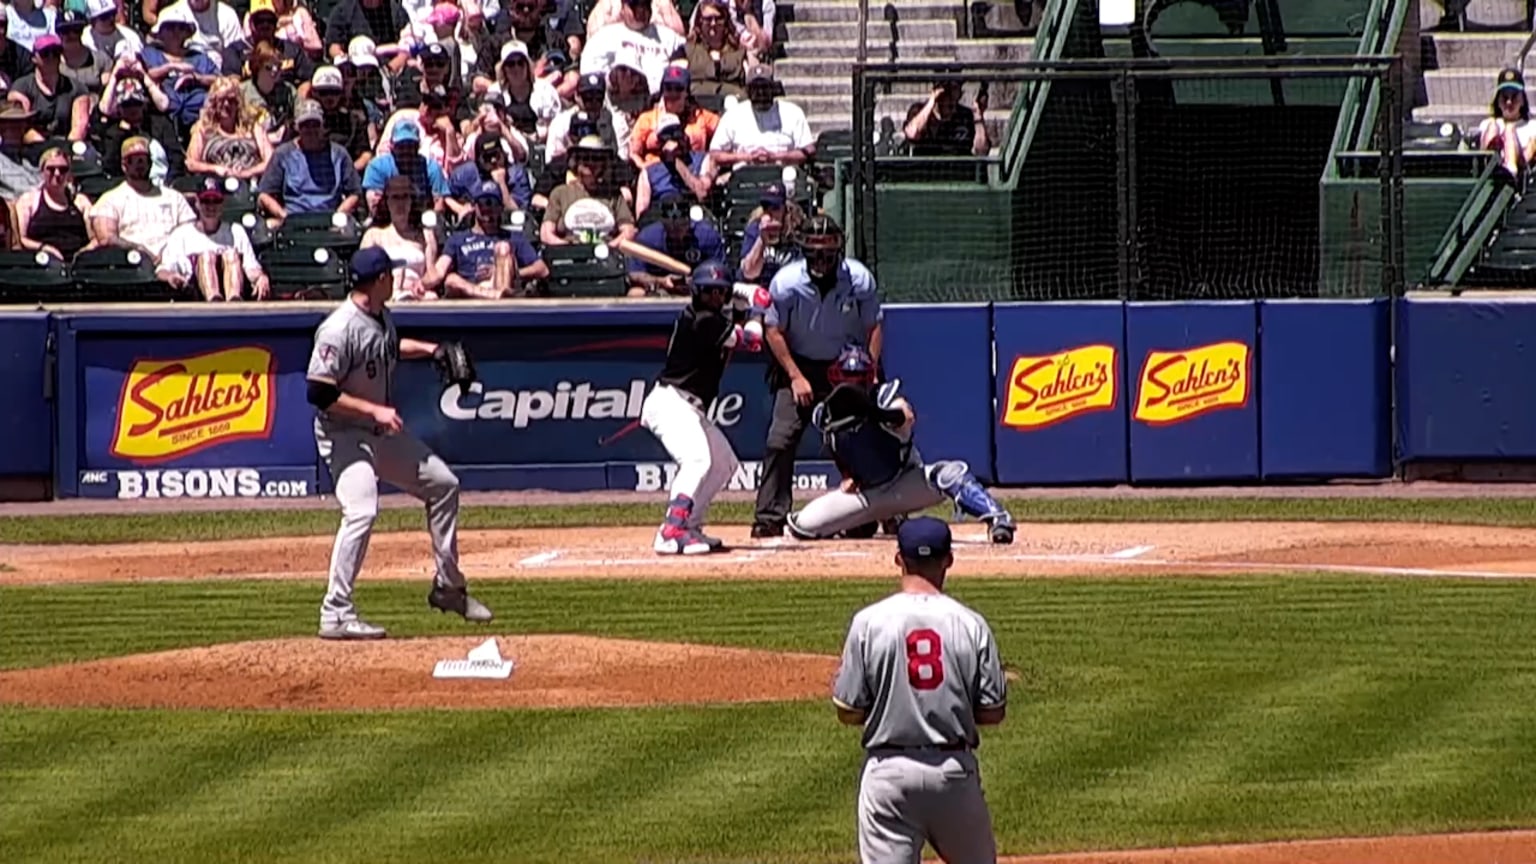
[[326, 2, 356, 54], [697, 309, 734, 349]]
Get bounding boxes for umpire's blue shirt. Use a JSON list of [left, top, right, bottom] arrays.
[[764, 259, 883, 362]]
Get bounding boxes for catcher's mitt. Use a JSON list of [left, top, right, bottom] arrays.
[[433, 341, 477, 390]]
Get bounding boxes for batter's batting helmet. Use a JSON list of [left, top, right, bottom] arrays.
[[690, 260, 733, 305], [828, 343, 876, 387]]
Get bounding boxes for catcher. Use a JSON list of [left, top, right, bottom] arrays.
[[305, 246, 493, 641], [786, 344, 1017, 545]]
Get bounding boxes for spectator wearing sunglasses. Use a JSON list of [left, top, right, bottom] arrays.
[[83, 0, 143, 64], [15, 146, 96, 262], [486, 39, 559, 143], [448, 132, 530, 221], [12, 35, 91, 143], [57, 10, 111, 96], [633, 114, 708, 218], [545, 70, 618, 163], [154, 0, 249, 76], [435, 179, 548, 298], [311, 65, 375, 171], [685, 0, 749, 100], [258, 98, 364, 227], [236, 0, 315, 90], [491, 0, 580, 101], [630, 64, 716, 171], [625, 190, 724, 296], [142, 6, 221, 132]]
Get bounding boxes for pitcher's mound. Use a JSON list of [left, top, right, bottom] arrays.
[[0, 635, 839, 711]]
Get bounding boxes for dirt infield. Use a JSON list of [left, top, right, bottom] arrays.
[[7, 520, 1536, 585], [0, 635, 838, 710], [991, 829, 1536, 863]]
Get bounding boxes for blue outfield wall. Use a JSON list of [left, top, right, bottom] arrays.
[[5, 297, 1521, 501]]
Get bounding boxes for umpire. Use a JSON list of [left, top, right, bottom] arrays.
[[753, 214, 884, 538]]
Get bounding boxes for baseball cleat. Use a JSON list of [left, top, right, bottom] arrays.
[[318, 618, 387, 640], [654, 528, 715, 555], [428, 586, 494, 623], [750, 523, 784, 539], [693, 531, 726, 551]]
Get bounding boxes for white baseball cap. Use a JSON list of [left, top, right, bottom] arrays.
[[86, 0, 116, 19], [346, 35, 379, 68], [499, 40, 530, 65]]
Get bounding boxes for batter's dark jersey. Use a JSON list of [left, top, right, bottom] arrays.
[[657, 302, 735, 407]]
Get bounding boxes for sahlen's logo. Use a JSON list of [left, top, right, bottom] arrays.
[[1000, 345, 1116, 429], [111, 347, 275, 463], [1133, 341, 1250, 426]]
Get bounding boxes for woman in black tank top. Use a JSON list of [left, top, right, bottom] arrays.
[[15, 147, 94, 261]]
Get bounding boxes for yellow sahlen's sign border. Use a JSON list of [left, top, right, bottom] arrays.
[[110, 346, 277, 463], [1000, 344, 1118, 429], [1133, 341, 1251, 426]]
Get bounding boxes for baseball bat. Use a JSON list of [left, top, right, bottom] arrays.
[[615, 238, 692, 277]]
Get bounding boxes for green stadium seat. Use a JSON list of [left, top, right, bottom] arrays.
[[0, 250, 74, 303], [273, 211, 362, 258], [542, 244, 628, 298], [72, 247, 185, 302], [260, 244, 349, 300]]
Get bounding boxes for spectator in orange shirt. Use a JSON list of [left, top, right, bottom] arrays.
[[629, 64, 717, 171]]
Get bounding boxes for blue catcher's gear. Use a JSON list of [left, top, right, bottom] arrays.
[[926, 460, 1016, 544], [689, 260, 734, 306], [828, 343, 876, 388]]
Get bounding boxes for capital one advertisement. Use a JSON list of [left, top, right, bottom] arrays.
[[76, 338, 319, 500], [392, 330, 832, 488]]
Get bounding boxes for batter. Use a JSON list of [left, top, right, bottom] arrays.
[[640, 260, 763, 554], [834, 516, 1006, 864], [306, 246, 493, 640], [787, 345, 1016, 544]]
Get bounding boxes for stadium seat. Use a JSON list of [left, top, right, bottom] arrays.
[[0, 250, 74, 303], [260, 244, 349, 300], [228, 212, 274, 253], [693, 92, 729, 115], [273, 211, 362, 258], [71, 247, 185, 302], [542, 244, 628, 298]]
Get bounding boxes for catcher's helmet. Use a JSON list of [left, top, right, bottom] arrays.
[[690, 260, 733, 305], [798, 213, 845, 280], [828, 343, 876, 387]]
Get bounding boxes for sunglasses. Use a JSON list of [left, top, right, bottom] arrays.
[[699, 13, 725, 21], [36, 49, 60, 59], [42, 164, 69, 174], [662, 83, 686, 92]]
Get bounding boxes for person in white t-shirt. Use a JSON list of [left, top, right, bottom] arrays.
[[89, 136, 197, 265], [708, 64, 813, 169], [158, 177, 270, 300], [83, 0, 144, 61], [158, 0, 246, 73], [581, 0, 684, 96], [6, 0, 55, 53]]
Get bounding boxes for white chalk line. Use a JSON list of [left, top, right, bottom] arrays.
[[1004, 553, 1536, 580], [1109, 545, 1157, 559], [518, 550, 562, 566]]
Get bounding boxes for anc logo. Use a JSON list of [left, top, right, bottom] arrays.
[[1000, 344, 1117, 429], [1132, 341, 1250, 425], [111, 347, 276, 463]]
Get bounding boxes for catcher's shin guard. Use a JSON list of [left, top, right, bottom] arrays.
[[927, 461, 1014, 543]]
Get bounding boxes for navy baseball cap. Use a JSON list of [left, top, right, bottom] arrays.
[[349, 246, 397, 284], [897, 517, 952, 562], [759, 182, 786, 208], [472, 180, 502, 203]]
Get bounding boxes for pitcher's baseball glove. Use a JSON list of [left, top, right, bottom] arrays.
[[433, 342, 477, 390]]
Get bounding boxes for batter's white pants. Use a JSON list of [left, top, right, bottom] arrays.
[[640, 383, 739, 530], [858, 750, 997, 864], [316, 425, 463, 626]]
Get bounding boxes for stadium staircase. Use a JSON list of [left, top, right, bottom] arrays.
[[1414, 0, 1536, 287], [776, 1, 1034, 136]]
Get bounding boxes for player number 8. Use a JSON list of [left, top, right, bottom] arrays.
[[905, 629, 944, 690]]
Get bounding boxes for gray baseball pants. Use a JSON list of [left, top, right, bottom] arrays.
[[858, 749, 996, 864], [316, 425, 464, 626], [789, 466, 944, 539]]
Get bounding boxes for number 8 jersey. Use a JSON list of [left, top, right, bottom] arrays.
[[832, 592, 1007, 751]]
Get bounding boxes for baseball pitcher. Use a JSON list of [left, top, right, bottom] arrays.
[[786, 345, 1016, 544], [640, 260, 765, 554], [834, 516, 1006, 864], [306, 246, 494, 640]]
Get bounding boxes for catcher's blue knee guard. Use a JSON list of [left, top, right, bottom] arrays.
[[926, 461, 1012, 526]]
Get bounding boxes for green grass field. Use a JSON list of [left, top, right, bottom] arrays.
[[3, 499, 1536, 863]]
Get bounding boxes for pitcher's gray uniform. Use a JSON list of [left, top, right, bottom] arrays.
[[305, 264, 492, 639], [833, 518, 1006, 863]]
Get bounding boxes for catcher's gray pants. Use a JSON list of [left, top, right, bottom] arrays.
[[858, 749, 996, 864], [788, 466, 943, 539], [316, 425, 464, 626]]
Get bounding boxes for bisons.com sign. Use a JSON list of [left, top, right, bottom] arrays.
[[110, 347, 277, 462]]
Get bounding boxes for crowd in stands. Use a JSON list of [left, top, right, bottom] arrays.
[[0, 0, 824, 301]]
